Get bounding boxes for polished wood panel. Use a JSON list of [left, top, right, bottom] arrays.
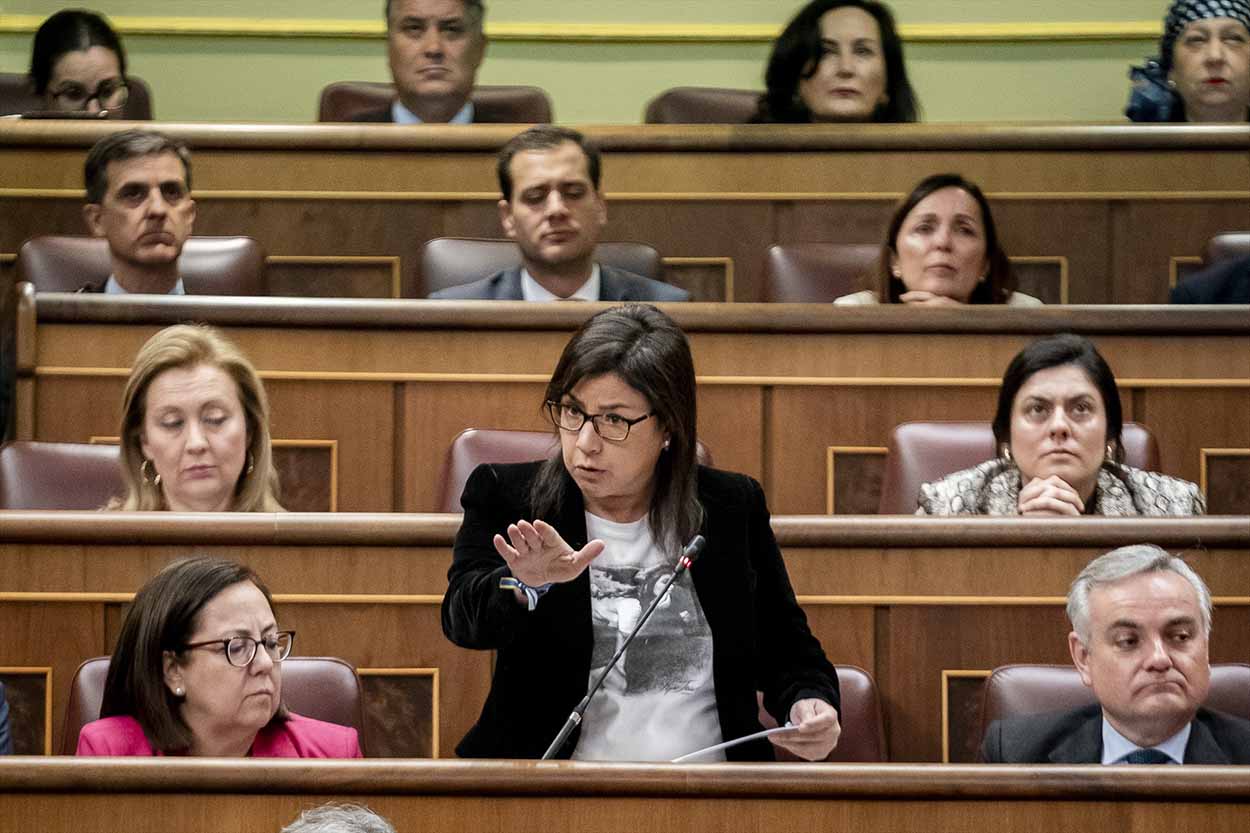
[[1, 759, 1248, 833], [14, 295, 1250, 514], [1, 123, 1246, 302], [1, 513, 1244, 762]]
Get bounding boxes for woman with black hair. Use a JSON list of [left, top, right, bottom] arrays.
[[28, 9, 130, 115], [756, 0, 919, 123], [835, 173, 1042, 306], [442, 305, 840, 762], [918, 334, 1204, 516]]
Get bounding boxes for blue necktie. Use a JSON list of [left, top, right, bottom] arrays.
[[1122, 748, 1173, 764]]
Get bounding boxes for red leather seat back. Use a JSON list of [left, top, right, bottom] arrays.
[[0, 441, 123, 509], [61, 656, 365, 754], [980, 662, 1250, 741], [0, 71, 153, 119], [17, 236, 267, 295], [644, 87, 761, 124], [418, 237, 663, 297], [763, 242, 879, 302], [439, 428, 713, 513], [317, 81, 553, 123], [877, 421, 1160, 514]]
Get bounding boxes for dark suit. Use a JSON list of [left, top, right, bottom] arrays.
[[981, 703, 1250, 764], [1170, 256, 1250, 304], [0, 681, 12, 755], [441, 462, 839, 760], [429, 264, 690, 302]]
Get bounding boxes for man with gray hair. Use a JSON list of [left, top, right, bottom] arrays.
[[981, 544, 1250, 764], [282, 803, 396, 833], [81, 128, 195, 294], [353, 0, 487, 124]]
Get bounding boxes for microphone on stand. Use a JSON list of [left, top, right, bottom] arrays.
[[540, 533, 706, 760]]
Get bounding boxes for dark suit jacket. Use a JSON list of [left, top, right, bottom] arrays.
[[1170, 256, 1250, 304], [0, 681, 12, 755], [429, 264, 691, 302], [441, 462, 839, 759], [981, 703, 1250, 764]]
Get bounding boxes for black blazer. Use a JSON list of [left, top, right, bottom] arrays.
[[441, 461, 839, 759], [1170, 256, 1250, 304], [981, 703, 1250, 764], [429, 264, 691, 302]]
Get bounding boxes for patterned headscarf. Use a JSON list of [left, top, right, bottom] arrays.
[[1160, 0, 1250, 70]]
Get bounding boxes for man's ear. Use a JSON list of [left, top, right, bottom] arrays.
[[498, 198, 516, 239], [1069, 631, 1094, 688], [83, 202, 105, 238]]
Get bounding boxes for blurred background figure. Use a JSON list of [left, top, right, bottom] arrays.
[[1128, 0, 1250, 122], [756, 0, 918, 124], [282, 803, 397, 833], [28, 9, 130, 116]]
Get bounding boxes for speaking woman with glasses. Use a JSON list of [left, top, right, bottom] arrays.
[[76, 556, 360, 757], [442, 304, 840, 762]]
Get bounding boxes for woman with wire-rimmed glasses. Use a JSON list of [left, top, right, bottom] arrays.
[[76, 556, 360, 757], [442, 304, 841, 762]]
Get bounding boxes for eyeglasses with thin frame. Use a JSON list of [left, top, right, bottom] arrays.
[[546, 400, 654, 442], [50, 79, 129, 112], [181, 630, 295, 668]]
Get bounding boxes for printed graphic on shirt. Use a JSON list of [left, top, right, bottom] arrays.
[[587, 565, 712, 695]]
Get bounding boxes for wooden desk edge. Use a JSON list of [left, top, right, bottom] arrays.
[[1, 759, 1247, 799]]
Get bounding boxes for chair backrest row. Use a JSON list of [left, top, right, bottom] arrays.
[[17, 236, 267, 295], [17, 235, 1247, 300], [0, 72, 153, 119], [0, 424, 1157, 514], [49, 654, 1250, 760], [60, 656, 365, 755]]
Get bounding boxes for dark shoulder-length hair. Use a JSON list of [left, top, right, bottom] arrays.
[[874, 173, 1016, 304], [991, 333, 1124, 461], [29, 9, 127, 96], [530, 304, 703, 550], [757, 0, 918, 124], [100, 556, 287, 753]]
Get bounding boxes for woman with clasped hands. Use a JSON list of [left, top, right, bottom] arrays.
[[442, 304, 840, 762], [77, 556, 361, 757], [918, 334, 1204, 516], [835, 173, 1042, 307]]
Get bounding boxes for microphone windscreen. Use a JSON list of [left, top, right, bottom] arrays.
[[682, 534, 707, 564]]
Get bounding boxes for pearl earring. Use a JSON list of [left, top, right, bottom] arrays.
[[174, 686, 185, 697]]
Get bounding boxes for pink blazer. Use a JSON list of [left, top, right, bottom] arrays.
[[76, 712, 362, 758]]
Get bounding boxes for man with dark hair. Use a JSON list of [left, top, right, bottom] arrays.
[[354, 0, 487, 124], [81, 128, 195, 294], [431, 126, 689, 301], [981, 544, 1250, 764]]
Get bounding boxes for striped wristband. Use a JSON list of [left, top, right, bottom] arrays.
[[499, 575, 554, 611]]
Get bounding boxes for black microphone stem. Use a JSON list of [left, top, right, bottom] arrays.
[[540, 534, 705, 760]]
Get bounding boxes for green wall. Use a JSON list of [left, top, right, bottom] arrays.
[[0, 1, 1163, 123]]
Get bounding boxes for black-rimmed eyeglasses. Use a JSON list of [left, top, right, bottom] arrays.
[[182, 630, 295, 668], [546, 401, 653, 442], [50, 79, 130, 112]]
